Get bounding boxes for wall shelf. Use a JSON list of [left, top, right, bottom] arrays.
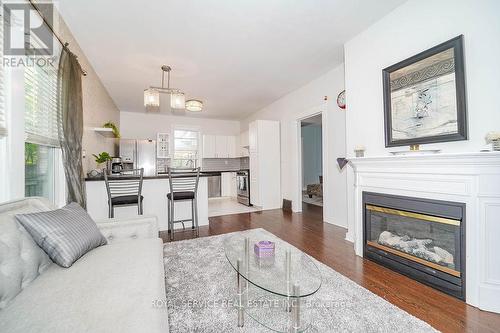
[[93, 127, 116, 138]]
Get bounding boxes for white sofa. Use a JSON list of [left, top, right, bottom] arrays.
[[0, 198, 169, 333]]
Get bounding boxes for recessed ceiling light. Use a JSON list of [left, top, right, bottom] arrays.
[[185, 99, 203, 112]]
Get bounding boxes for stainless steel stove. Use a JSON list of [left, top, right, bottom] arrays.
[[236, 170, 251, 206]]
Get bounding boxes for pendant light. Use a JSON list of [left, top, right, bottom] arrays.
[[144, 65, 202, 112], [144, 88, 160, 112], [170, 92, 186, 109]]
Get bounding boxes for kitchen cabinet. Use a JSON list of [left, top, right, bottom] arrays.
[[203, 135, 237, 158], [202, 135, 216, 158], [248, 120, 280, 209], [248, 122, 258, 153], [249, 152, 260, 206], [221, 172, 237, 197], [240, 131, 249, 157], [215, 136, 228, 158], [227, 136, 236, 158]]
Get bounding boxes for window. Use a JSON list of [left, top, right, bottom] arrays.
[[24, 54, 59, 146], [25, 142, 56, 201], [24, 38, 62, 203], [0, 13, 6, 138], [172, 129, 199, 168], [0, 17, 6, 201]]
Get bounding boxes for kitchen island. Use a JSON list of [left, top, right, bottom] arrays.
[[85, 172, 219, 231]]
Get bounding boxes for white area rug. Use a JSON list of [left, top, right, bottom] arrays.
[[163, 228, 438, 332]]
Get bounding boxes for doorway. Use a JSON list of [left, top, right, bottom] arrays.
[[300, 114, 323, 208]]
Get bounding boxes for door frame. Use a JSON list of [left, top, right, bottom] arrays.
[[294, 103, 328, 216]]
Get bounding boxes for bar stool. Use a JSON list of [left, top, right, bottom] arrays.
[[104, 168, 144, 218], [167, 167, 200, 240]]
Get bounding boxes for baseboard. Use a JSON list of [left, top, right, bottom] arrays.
[[323, 215, 348, 229], [344, 231, 354, 243]]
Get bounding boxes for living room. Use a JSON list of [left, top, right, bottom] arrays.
[[1, 0, 499, 332]]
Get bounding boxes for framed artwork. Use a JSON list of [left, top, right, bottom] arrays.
[[383, 35, 467, 147]]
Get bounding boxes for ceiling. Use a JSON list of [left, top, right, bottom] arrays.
[[56, 0, 405, 119]]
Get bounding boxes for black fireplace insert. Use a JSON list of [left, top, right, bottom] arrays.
[[363, 192, 465, 299]]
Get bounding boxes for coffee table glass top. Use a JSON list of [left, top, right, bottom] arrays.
[[223, 234, 322, 297]]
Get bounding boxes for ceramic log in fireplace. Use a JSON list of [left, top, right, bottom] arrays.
[[363, 192, 465, 299]]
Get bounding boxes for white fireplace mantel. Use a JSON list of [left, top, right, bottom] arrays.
[[348, 151, 500, 313]]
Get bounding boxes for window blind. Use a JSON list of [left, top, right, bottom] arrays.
[[173, 129, 199, 168], [24, 39, 60, 147], [0, 7, 6, 138]]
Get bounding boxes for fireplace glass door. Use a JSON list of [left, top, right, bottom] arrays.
[[366, 205, 461, 277]]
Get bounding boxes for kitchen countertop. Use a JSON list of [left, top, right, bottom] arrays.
[[85, 171, 221, 182], [85, 169, 249, 182]]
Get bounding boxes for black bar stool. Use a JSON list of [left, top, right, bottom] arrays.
[[167, 167, 200, 240], [104, 168, 144, 218]]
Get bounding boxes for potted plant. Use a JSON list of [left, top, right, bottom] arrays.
[[102, 122, 121, 138], [92, 152, 112, 171], [485, 132, 500, 151]]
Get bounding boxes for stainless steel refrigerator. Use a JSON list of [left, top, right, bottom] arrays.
[[119, 139, 157, 176]]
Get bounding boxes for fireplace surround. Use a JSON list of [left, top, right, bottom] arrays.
[[363, 192, 465, 299], [348, 152, 500, 313]]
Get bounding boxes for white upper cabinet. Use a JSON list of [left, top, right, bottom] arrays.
[[203, 134, 237, 158], [239, 131, 249, 157], [202, 135, 216, 158], [248, 121, 258, 153], [215, 135, 228, 158], [227, 136, 236, 158]]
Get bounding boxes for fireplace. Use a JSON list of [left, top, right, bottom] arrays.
[[363, 192, 465, 299]]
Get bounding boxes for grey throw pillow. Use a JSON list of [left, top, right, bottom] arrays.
[[15, 202, 107, 268]]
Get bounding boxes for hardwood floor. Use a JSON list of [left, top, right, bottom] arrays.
[[159, 203, 500, 333]]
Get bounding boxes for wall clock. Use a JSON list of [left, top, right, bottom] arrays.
[[337, 90, 346, 109]]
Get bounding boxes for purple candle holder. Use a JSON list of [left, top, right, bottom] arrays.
[[254, 241, 275, 258]]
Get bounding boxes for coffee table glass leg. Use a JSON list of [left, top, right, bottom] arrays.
[[244, 237, 250, 289], [285, 249, 292, 312], [237, 258, 244, 327], [291, 283, 300, 332]]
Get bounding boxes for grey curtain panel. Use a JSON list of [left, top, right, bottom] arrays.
[[57, 47, 87, 209]]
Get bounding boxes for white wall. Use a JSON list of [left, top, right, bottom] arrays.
[[241, 64, 347, 228], [120, 111, 240, 139], [301, 124, 322, 188], [343, 0, 500, 240]]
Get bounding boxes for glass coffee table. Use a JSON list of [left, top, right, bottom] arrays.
[[224, 234, 322, 332]]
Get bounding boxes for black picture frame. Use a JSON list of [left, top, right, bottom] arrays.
[[382, 35, 468, 147]]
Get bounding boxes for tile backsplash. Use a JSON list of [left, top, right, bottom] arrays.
[[202, 157, 249, 172], [240, 156, 249, 169], [157, 158, 170, 173], [156, 157, 248, 173]]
